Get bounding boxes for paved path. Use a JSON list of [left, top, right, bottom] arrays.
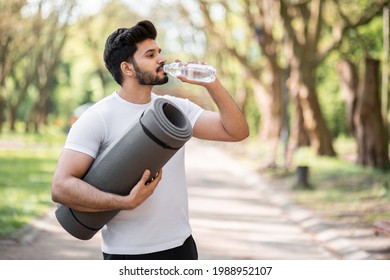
[[186, 141, 334, 259], [0, 140, 373, 260]]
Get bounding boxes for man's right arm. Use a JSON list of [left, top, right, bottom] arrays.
[[51, 149, 162, 212]]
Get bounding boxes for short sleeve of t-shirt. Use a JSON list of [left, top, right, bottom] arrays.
[[64, 109, 106, 159]]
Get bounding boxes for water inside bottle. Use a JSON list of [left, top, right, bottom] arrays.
[[163, 63, 216, 83], [182, 64, 216, 83]]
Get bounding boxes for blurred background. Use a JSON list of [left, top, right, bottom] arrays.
[[0, 0, 389, 255]]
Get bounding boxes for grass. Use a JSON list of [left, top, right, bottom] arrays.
[[0, 127, 65, 238], [223, 136, 390, 225], [290, 143, 390, 224]]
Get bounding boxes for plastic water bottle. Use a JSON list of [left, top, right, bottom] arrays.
[[163, 62, 216, 83]]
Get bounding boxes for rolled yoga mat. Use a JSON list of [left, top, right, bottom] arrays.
[[55, 98, 193, 240]]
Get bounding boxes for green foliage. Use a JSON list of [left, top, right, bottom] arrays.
[[316, 7, 386, 138], [246, 91, 261, 137], [357, 16, 384, 58], [339, 11, 385, 62], [316, 52, 347, 137]]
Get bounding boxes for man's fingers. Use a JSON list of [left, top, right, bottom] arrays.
[[141, 169, 151, 185]]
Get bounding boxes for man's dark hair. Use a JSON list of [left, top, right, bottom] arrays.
[[103, 20, 157, 85]]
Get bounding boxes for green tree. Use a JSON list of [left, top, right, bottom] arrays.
[[279, 0, 387, 159], [336, 2, 389, 169], [0, 0, 75, 133], [198, 0, 287, 167], [71, 0, 142, 100], [0, 0, 27, 132]]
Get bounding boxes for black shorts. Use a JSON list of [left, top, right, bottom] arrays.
[[102, 235, 198, 260]]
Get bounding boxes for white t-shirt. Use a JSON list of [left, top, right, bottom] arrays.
[[64, 92, 204, 254]]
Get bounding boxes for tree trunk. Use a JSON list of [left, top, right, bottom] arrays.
[[0, 94, 5, 133], [299, 61, 336, 156], [199, 0, 284, 168], [382, 5, 389, 146], [235, 69, 250, 115], [382, 5, 389, 129], [354, 58, 390, 169], [336, 60, 359, 136], [287, 53, 335, 157], [9, 70, 34, 131], [9, 106, 17, 131], [285, 78, 310, 168], [256, 67, 283, 142], [253, 0, 284, 167], [252, 78, 282, 168], [279, 0, 356, 157]]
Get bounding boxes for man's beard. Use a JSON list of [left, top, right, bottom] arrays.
[[132, 60, 168, 85]]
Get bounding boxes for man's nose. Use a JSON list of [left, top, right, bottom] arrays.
[[158, 53, 167, 64]]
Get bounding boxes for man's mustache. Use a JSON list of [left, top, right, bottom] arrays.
[[157, 65, 164, 72]]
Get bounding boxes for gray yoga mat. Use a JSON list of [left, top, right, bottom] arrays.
[[55, 98, 193, 240]]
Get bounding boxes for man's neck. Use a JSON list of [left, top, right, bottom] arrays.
[[117, 82, 153, 104]]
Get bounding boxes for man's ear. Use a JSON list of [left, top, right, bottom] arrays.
[[121, 61, 134, 77]]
